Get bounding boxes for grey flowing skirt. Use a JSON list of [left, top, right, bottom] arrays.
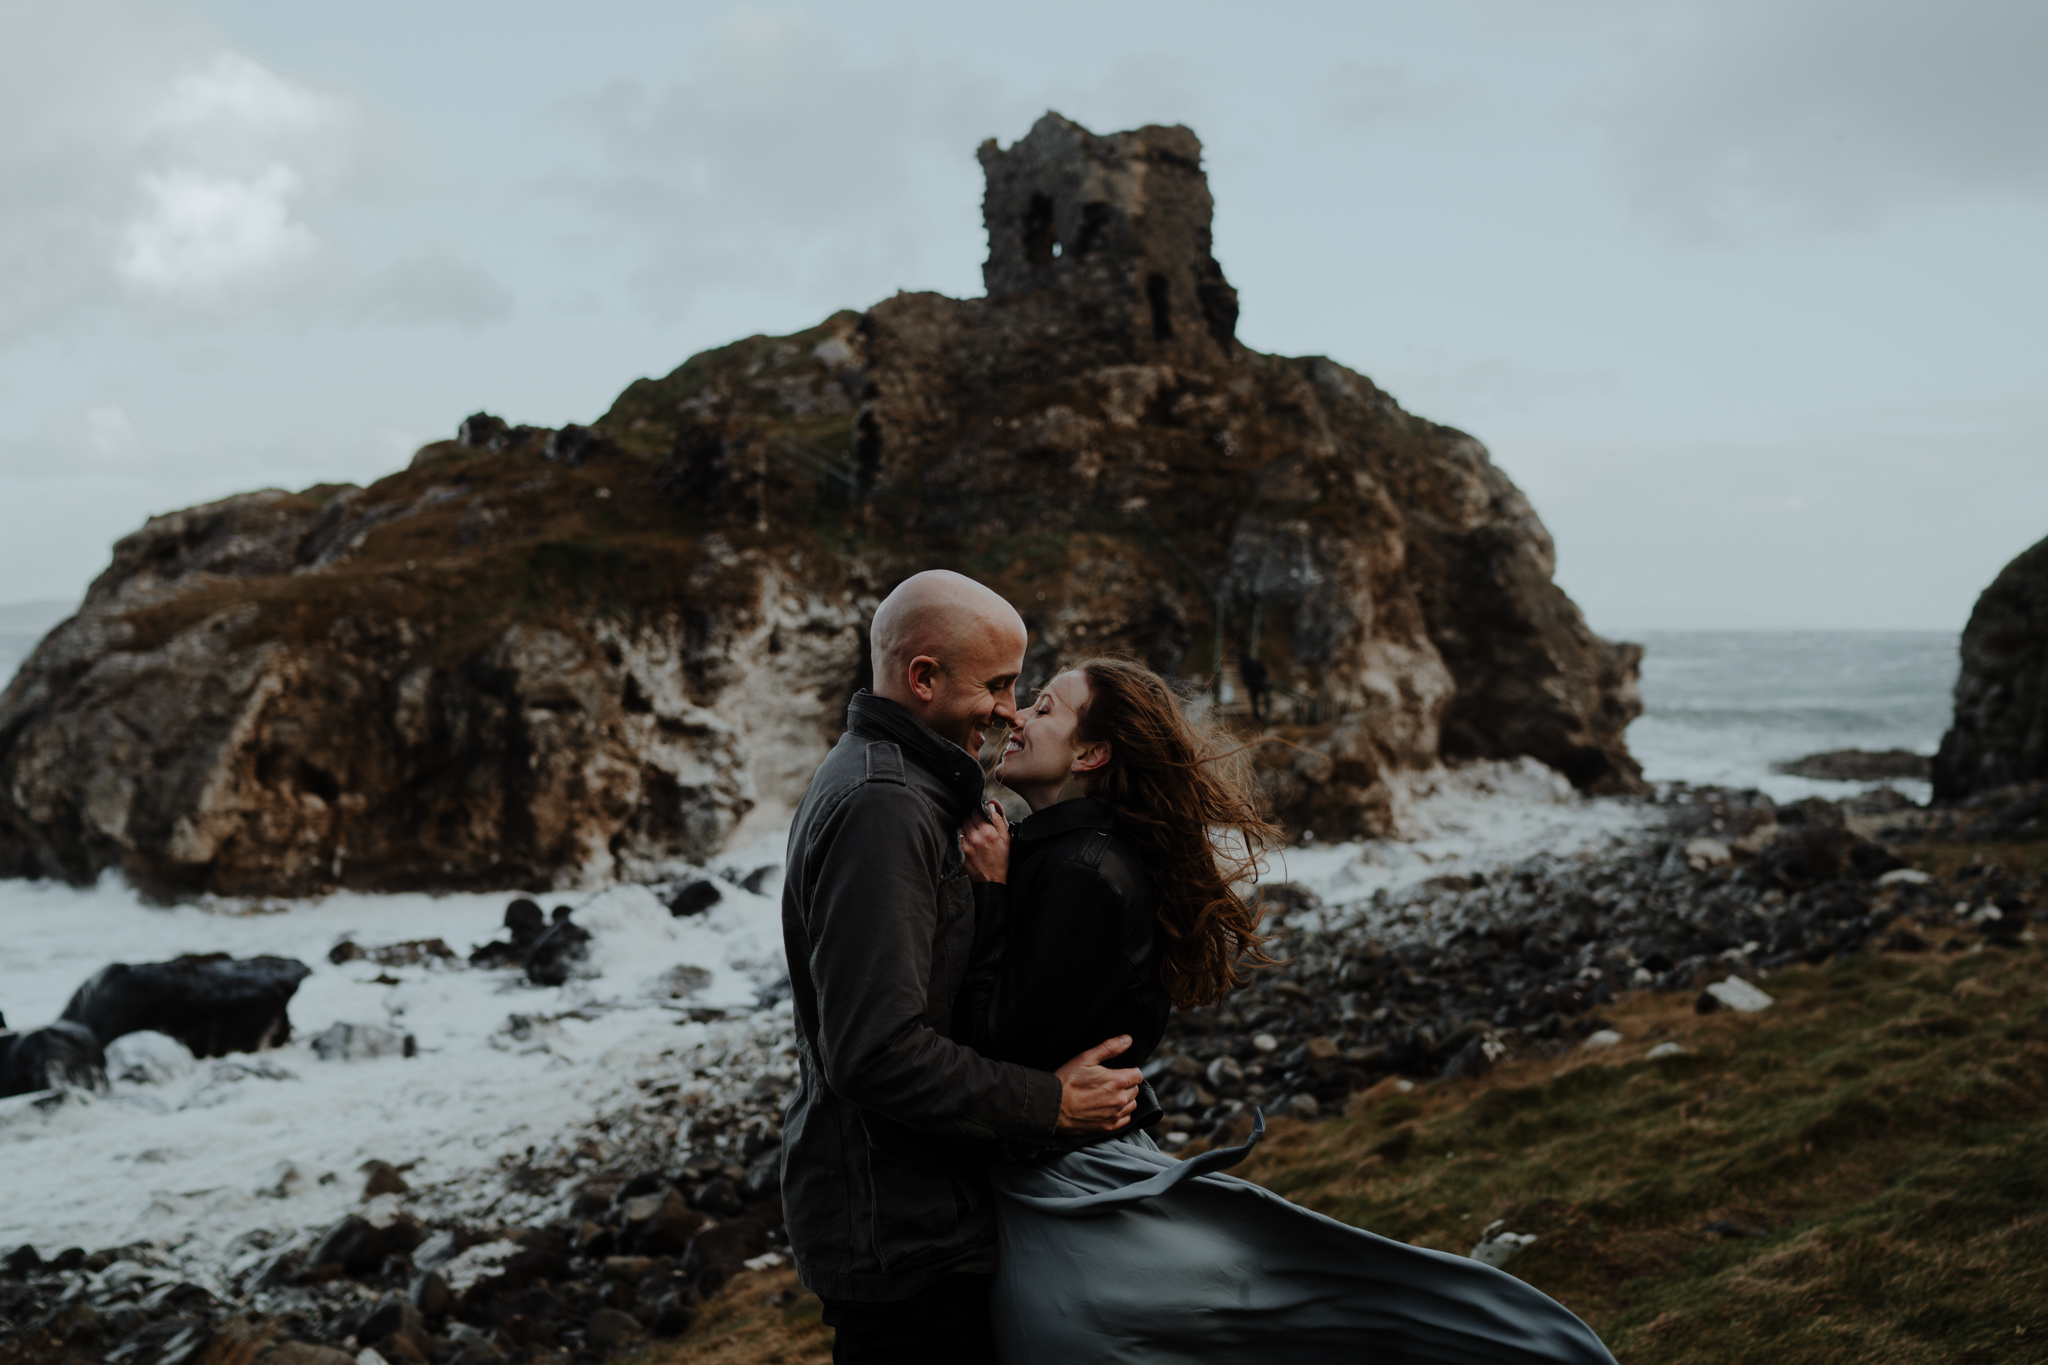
[[987, 1117, 1617, 1365]]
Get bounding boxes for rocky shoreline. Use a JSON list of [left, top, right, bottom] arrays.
[[6, 775, 2037, 1365]]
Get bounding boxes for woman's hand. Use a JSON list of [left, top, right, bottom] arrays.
[[960, 799, 1010, 883]]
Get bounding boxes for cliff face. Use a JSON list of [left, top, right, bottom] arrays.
[[0, 112, 1642, 898], [1933, 534, 2048, 803], [0, 474, 862, 898]]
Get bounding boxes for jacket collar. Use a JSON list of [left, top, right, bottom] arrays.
[[845, 690, 986, 818], [1014, 796, 1117, 844]]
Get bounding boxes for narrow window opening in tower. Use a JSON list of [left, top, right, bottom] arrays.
[[1146, 272, 1174, 340], [1073, 202, 1110, 258], [1022, 193, 1057, 269]]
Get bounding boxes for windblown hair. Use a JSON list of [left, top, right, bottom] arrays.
[[1070, 658, 1283, 1009]]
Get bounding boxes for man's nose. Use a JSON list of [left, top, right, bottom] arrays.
[[990, 690, 1019, 725]]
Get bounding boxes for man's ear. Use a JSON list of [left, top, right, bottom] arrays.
[[1071, 741, 1111, 775], [906, 655, 942, 703]]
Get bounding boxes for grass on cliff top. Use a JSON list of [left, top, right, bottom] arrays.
[[647, 917, 2048, 1365]]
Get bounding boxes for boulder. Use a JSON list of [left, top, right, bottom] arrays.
[[585, 1308, 644, 1349], [0, 1021, 107, 1097], [687, 1177, 743, 1219], [1748, 828, 1853, 890], [1774, 748, 1931, 782], [361, 1161, 410, 1199], [0, 113, 1642, 895], [306, 1211, 423, 1278], [310, 1022, 415, 1062], [521, 908, 591, 987], [1697, 978, 1775, 1013], [60, 954, 310, 1056], [680, 1219, 770, 1297], [1935, 534, 2048, 802], [356, 1299, 425, 1349], [620, 1189, 706, 1255], [468, 899, 547, 968], [662, 879, 722, 917]]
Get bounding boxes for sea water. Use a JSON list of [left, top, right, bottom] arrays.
[[1623, 630, 1958, 803]]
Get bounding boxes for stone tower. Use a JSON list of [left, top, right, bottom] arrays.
[[976, 112, 1240, 367]]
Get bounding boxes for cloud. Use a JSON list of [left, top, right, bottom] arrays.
[[1610, 0, 2048, 233], [0, 1, 503, 337], [558, 10, 996, 318], [118, 164, 334, 304]]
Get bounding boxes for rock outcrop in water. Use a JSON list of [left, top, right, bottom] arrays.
[[1934, 533, 2048, 803], [0, 112, 1643, 898]]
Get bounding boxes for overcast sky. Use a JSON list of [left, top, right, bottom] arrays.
[[2, 0, 2042, 632]]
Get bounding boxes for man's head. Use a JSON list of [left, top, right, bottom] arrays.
[[870, 570, 1027, 754]]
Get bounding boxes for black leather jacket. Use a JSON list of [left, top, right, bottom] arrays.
[[778, 692, 1062, 1302], [959, 799, 1170, 1140]]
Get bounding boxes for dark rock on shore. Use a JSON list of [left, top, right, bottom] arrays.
[[61, 954, 311, 1057], [0, 1020, 106, 1097], [469, 899, 547, 967], [661, 879, 721, 917], [1142, 785, 2041, 1146], [0, 111, 1639, 897], [466, 899, 595, 986], [523, 908, 593, 987], [1775, 749, 1931, 782], [1935, 533, 2048, 803]]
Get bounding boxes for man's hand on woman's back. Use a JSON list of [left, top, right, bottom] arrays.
[[1054, 1035, 1143, 1133]]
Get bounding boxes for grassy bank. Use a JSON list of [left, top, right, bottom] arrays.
[[649, 916, 2046, 1364]]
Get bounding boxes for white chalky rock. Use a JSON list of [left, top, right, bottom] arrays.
[[106, 1031, 197, 1086], [1470, 1220, 1538, 1267], [438, 1239, 521, 1293], [1877, 868, 1931, 886], [1683, 837, 1732, 871], [1580, 1029, 1623, 1054], [1705, 978, 1775, 1012], [1645, 1041, 1689, 1060]]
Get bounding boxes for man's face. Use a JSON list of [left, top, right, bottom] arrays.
[[922, 622, 1025, 755]]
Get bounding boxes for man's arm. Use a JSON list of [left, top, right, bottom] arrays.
[[804, 784, 1062, 1149]]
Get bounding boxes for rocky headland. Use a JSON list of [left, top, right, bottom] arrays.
[[1934, 532, 2048, 826], [0, 112, 1642, 900]]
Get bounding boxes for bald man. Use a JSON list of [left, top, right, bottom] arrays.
[[779, 570, 1142, 1363]]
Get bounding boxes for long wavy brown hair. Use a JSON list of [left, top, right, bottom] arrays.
[[1069, 658, 1282, 1009]]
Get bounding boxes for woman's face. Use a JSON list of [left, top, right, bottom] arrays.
[[995, 670, 1094, 792]]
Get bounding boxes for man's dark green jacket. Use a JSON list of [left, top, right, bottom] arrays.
[[778, 691, 1061, 1302]]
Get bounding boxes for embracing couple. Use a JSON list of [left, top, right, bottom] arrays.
[[779, 571, 1616, 1364]]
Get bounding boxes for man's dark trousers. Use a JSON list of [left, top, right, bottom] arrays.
[[820, 1272, 996, 1363]]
